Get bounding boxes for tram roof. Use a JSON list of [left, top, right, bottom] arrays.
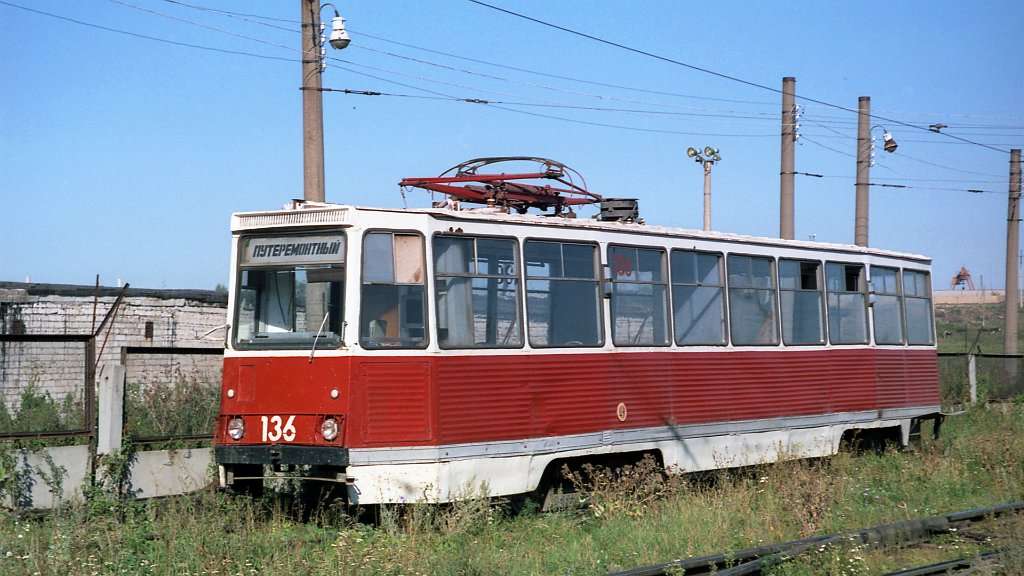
[[231, 203, 931, 264]]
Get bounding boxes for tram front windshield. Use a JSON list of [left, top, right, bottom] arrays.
[[234, 234, 345, 349]]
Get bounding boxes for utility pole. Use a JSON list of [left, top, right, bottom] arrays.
[[779, 76, 796, 240], [854, 96, 870, 246], [301, 0, 325, 203], [702, 161, 713, 231], [687, 146, 721, 231], [1005, 148, 1022, 361]]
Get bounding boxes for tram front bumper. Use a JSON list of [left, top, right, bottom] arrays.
[[215, 444, 349, 467]]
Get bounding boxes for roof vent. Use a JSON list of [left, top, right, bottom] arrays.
[[598, 198, 640, 222]]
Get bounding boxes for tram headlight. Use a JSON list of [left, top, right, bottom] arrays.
[[227, 417, 245, 441], [321, 418, 339, 441]]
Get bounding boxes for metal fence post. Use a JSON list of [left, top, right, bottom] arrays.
[[968, 353, 977, 404]]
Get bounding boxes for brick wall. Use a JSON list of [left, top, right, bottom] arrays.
[[0, 283, 227, 419]]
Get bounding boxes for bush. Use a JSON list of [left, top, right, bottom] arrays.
[[0, 382, 84, 435]]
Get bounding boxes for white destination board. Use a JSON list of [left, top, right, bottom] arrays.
[[241, 234, 345, 266]]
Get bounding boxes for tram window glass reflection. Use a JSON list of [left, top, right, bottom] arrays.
[[360, 232, 427, 349], [871, 266, 904, 345], [609, 246, 669, 346], [903, 269, 934, 345], [433, 236, 522, 348], [825, 263, 868, 344], [525, 241, 603, 347], [234, 233, 345, 349], [779, 259, 825, 345], [670, 250, 726, 345], [727, 254, 779, 346]]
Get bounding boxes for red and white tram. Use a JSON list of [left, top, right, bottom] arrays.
[[214, 160, 940, 505]]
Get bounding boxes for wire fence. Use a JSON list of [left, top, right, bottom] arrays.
[[121, 346, 222, 445], [939, 352, 1024, 407], [0, 334, 95, 439]]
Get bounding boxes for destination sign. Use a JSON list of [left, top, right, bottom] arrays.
[[241, 234, 345, 266]]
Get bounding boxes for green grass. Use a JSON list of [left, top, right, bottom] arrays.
[[935, 302, 1024, 354], [2, 403, 1023, 575]]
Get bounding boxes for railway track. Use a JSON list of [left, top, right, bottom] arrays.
[[608, 501, 1023, 576]]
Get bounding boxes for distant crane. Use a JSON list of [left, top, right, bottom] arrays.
[[951, 266, 976, 290]]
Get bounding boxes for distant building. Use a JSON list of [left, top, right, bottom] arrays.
[[933, 289, 1005, 305], [0, 281, 227, 411]]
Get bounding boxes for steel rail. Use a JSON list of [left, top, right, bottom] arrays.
[[608, 501, 1023, 576], [881, 550, 1004, 576]]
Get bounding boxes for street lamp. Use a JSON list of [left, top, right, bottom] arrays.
[[320, 3, 350, 51], [687, 146, 721, 231], [871, 125, 898, 159]]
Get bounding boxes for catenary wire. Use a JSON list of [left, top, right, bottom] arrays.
[[157, 0, 784, 107], [6, 1, 1016, 174], [312, 87, 778, 137], [0, 0, 295, 63], [144, 0, 1024, 137], [465, 0, 1012, 154], [151, 0, 1024, 131], [99, 0, 842, 124], [159, 0, 299, 25]]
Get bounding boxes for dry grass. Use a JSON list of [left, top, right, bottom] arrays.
[[1, 403, 1022, 575]]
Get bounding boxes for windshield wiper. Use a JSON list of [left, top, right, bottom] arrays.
[[308, 310, 330, 364]]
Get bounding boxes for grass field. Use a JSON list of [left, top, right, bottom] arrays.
[[2, 402, 1022, 576], [936, 303, 1024, 354]]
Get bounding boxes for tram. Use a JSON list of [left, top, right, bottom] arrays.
[[214, 158, 941, 505]]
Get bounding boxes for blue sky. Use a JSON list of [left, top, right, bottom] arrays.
[[1, 0, 1021, 290]]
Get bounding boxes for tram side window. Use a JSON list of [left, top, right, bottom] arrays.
[[903, 269, 934, 345], [825, 263, 868, 344], [779, 259, 825, 345], [609, 246, 669, 346], [433, 236, 523, 348], [727, 255, 779, 346], [525, 241, 603, 347], [360, 232, 427, 349], [871, 266, 904, 345], [670, 250, 726, 345]]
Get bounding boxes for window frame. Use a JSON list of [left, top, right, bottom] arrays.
[[869, 264, 906, 346], [725, 252, 781, 347], [823, 260, 870, 346], [232, 229, 347, 351], [902, 268, 935, 346], [669, 248, 728, 347], [606, 243, 671, 347], [431, 232, 525, 350], [523, 237, 605, 349], [359, 228, 430, 350], [778, 258, 827, 347]]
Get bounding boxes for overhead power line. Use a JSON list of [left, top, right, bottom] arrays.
[[800, 136, 856, 159], [787, 173, 1001, 194], [148, 0, 1024, 136], [159, 0, 299, 25], [312, 86, 778, 137], [0, 0, 295, 62], [466, 0, 1012, 154], [6, 0, 1015, 176], [155, 0, 783, 108], [348, 28, 776, 107]]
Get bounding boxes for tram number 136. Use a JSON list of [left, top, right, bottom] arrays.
[[260, 415, 296, 442]]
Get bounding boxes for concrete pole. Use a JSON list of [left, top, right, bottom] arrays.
[[1005, 148, 1022, 360], [968, 353, 977, 404], [301, 0, 325, 203], [779, 76, 796, 239], [703, 160, 712, 231], [854, 96, 871, 246]]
